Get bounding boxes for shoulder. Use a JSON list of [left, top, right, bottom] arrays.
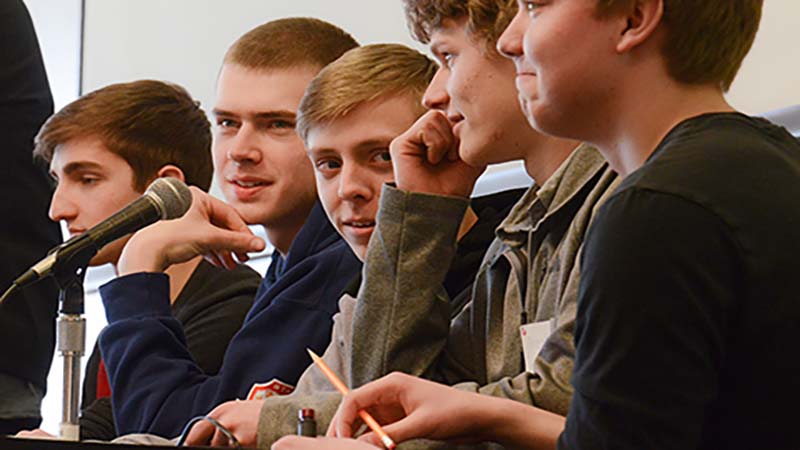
[[173, 261, 260, 317]]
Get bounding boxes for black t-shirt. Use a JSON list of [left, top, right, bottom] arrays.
[[559, 113, 800, 450]]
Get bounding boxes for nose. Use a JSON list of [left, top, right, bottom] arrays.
[[226, 122, 263, 165], [422, 66, 451, 111], [48, 183, 78, 224], [338, 162, 372, 203], [497, 9, 525, 60]]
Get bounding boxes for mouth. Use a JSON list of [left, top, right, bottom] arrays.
[[225, 176, 272, 201], [342, 219, 375, 229], [231, 179, 267, 188]]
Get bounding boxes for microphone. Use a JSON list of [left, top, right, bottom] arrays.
[[5, 177, 193, 296]]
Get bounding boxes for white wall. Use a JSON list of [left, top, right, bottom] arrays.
[[726, 1, 800, 114], [23, 0, 82, 110], [81, 0, 800, 116], [82, 0, 424, 116]]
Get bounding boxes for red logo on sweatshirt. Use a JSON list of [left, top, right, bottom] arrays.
[[246, 379, 295, 400]]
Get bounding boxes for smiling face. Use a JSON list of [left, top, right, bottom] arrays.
[[48, 136, 144, 267], [305, 95, 420, 260], [213, 64, 319, 251], [423, 18, 534, 167], [498, 0, 623, 141]]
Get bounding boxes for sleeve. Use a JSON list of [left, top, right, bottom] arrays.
[[349, 185, 469, 388], [99, 267, 347, 438], [557, 188, 741, 450], [78, 398, 117, 441], [257, 295, 357, 445]]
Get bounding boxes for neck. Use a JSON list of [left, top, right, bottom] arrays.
[[522, 134, 581, 186], [591, 79, 733, 177], [164, 257, 203, 304], [265, 221, 305, 258]]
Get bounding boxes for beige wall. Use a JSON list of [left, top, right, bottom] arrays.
[[726, 1, 800, 113]]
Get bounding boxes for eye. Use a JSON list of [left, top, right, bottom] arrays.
[[315, 159, 342, 173], [441, 52, 455, 68], [268, 120, 295, 130], [216, 118, 240, 130], [372, 150, 392, 163], [522, 1, 543, 16], [79, 175, 100, 186]]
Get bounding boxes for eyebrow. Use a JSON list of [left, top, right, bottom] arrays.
[[212, 108, 297, 121], [59, 161, 105, 177], [308, 137, 394, 156]]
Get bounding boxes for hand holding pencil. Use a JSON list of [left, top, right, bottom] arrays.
[[307, 349, 397, 449]]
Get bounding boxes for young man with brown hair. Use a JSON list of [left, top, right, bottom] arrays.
[[90, 18, 362, 439], [293, 1, 800, 449], [30, 80, 260, 441], [341, 0, 615, 430], [183, 43, 523, 447]]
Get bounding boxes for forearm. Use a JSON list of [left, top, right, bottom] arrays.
[[479, 396, 564, 450], [350, 185, 468, 387]]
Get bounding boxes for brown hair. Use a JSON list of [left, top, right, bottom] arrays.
[[402, 0, 517, 47], [34, 80, 213, 191], [596, 0, 762, 91], [296, 43, 437, 142], [224, 17, 359, 72]]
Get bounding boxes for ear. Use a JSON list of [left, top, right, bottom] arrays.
[[616, 0, 664, 54], [155, 164, 187, 184]]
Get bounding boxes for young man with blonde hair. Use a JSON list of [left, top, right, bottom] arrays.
[[283, 1, 800, 449], [30, 80, 260, 441], [91, 18, 362, 439], [184, 42, 523, 447]]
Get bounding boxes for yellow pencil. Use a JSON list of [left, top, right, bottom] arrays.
[[307, 349, 397, 450]]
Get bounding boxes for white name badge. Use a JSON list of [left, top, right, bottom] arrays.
[[520, 320, 552, 374]]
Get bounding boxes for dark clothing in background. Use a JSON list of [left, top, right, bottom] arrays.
[[0, 0, 63, 431], [79, 261, 259, 440], [559, 114, 800, 450]]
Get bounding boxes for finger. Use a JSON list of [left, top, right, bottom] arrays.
[[271, 436, 318, 450], [204, 252, 225, 268], [332, 380, 404, 439], [202, 228, 265, 256], [201, 191, 253, 234], [184, 420, 215, 446], [210, 427, 232, 447], [214, 249, 238, 270], [418, 122, 450, 165]]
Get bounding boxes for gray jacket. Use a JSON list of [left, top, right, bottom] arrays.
[[257, 145, 618, 448]]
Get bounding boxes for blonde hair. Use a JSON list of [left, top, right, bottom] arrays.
[[297, 43, 437, 141], [224, 17, 358, 72]]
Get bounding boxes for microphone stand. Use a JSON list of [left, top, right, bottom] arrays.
[[50, 246, 95, 441], [55, 269, 86, 441]]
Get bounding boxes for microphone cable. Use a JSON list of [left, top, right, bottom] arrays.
[[176, 415, 241, 448]]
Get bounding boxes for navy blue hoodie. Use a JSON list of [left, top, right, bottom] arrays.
[[97, 201, 360, 437]]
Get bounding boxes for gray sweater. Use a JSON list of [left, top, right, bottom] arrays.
[[258, 146, 618, 448]]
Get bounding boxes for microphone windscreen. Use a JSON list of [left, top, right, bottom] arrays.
[[146, 178, 193, 220]]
